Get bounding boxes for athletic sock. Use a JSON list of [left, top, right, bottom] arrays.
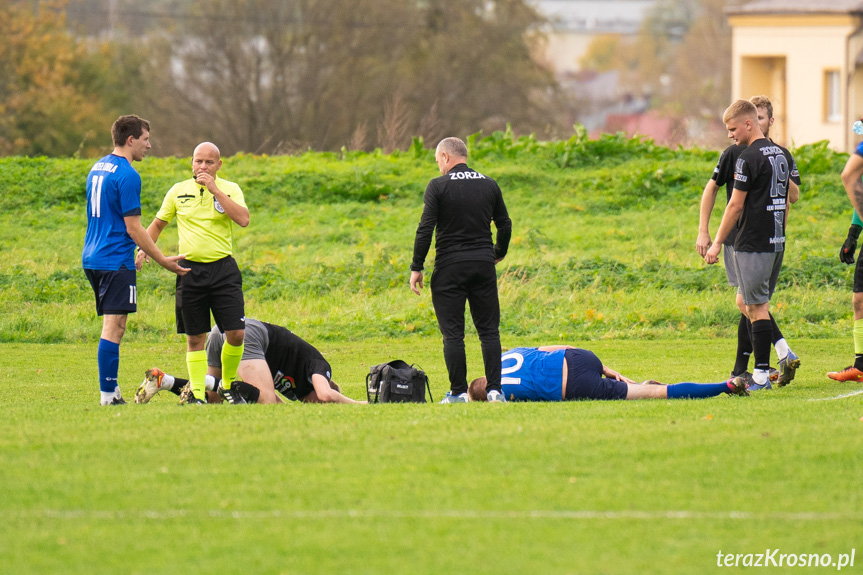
[[205, 374, 217, 391], [751, 319, 772, 377], [732, 314, 752, 376], [854, 319, 863, 371], [160, 374, 176, 391], [97, 339, 120, 394], [666, 382, 730, 399], [233, 381, 260, 403], [167, 376, 187, 396], [220, 341, 244, 390], [186, 350, 208, 400], [774, 338, 790, 361]]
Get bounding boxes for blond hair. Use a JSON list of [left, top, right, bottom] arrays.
[[749, 95, 773, 119], [723, 100, 757, 124]]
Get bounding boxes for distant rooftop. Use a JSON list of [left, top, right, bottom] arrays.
[[728, 0, 863, 15], [532, 0, 656, 34]]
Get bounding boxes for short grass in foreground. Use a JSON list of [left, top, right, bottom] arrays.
[[1, 338, 862, 574]]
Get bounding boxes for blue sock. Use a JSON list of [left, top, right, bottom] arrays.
[[666, 382, 729, 399], [97, 339, 120, 393]]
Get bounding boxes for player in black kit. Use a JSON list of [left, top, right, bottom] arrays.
[[135, 318, 363, 404], [697, 96, 800, 385], [409, 137, 512, 403], [704, 100, 800, 391]]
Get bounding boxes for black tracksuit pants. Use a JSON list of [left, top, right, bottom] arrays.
[[430, 260, 502, 394]]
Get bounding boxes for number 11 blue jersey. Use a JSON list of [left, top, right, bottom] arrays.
[[82, 154, 143, 270]]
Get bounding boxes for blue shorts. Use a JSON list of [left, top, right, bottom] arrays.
[[85, 267, 137, 316], [564, 348, 628, 400]]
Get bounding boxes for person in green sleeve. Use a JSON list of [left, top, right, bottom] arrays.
[[137, 142, 250, 403], [829, 139, 863, 381]]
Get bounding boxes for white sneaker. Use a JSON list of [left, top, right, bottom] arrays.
[[440, 391, 469, 404], [487, 389, 507, 403]]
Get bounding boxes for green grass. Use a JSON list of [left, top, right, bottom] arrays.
[[1, 338, 862, 573], [0, 134, 857, 343], [2, 135, 862, 571]]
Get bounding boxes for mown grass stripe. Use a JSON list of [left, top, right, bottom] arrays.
[[808, 389, 863, 401], [4, 509, 860, 521]]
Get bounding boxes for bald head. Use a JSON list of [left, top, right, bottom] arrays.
[[194, 141, 221, 158], [192, 141, 222, 178]]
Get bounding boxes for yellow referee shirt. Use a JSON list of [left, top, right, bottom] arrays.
[[156, 177, 246, 263]]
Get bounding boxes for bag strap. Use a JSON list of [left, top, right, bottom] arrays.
[[412, 363, 433, 403], [366, 369, 381, 404]]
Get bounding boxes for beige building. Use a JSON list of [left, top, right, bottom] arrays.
[[728, 0, 863, 151], [533, 0, 655, 74]]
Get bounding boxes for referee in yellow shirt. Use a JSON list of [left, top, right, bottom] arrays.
[[137, 142, 250, 404]]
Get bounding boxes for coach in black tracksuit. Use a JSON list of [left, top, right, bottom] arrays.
[[409, 137, 512, 401]]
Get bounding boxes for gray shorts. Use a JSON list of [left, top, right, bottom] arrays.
[[723, 244, 738, 286], [206, 317, 269, 367], [733, 251, 784, 305]]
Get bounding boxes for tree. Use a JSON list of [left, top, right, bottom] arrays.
[[0, 0, 121, 156], [121, 0, 556, 155], [577, 0, 740, 145]]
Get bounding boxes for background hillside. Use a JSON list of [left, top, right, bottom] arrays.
[[0, 131, 854, 344]]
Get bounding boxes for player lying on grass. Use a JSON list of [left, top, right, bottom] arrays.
[[467, 346, 749, 402], [135, 317, 364, 404]]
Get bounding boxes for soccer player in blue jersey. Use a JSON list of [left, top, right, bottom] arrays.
[[467, 346, 749, 402], [82, 115, 189, 405]]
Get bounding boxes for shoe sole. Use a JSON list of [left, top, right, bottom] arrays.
[[776, 358, 801, 387], [730, 377, 750, 396], [134, 382, 155, 404], [827, 372, 863, 382]]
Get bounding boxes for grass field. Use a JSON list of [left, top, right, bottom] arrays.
[[2, 135, 863, 572], [1, 337, 862, 574]]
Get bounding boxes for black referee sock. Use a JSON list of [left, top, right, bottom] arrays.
[[854, 355, 863, 372], [732, 314, 752, 376]]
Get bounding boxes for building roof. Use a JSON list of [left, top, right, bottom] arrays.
[[728, 0, 863, 16]]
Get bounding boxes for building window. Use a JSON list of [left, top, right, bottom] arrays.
[[826, 70, 841, 123]]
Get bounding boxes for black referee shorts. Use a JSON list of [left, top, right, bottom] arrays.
[[854, 251, 863, 293], [175, 256, 245, 335]]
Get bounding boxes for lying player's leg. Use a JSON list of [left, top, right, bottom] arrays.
[[625, 378, 748, 399], [237, 358, 282, 404]]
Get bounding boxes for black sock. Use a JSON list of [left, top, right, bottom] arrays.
[[168, 377, 189, 396], [732, 314, 752, 376], [233, 381, 260, 403], [854, 355, 863, 371], [752, 319, 773, 372]]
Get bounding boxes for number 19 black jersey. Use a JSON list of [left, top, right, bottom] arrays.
[[732, 138, 799, 253]]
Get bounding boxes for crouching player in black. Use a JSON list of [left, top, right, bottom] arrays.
[[134, 318, 364, 404], [467, 346, 749, 402]]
